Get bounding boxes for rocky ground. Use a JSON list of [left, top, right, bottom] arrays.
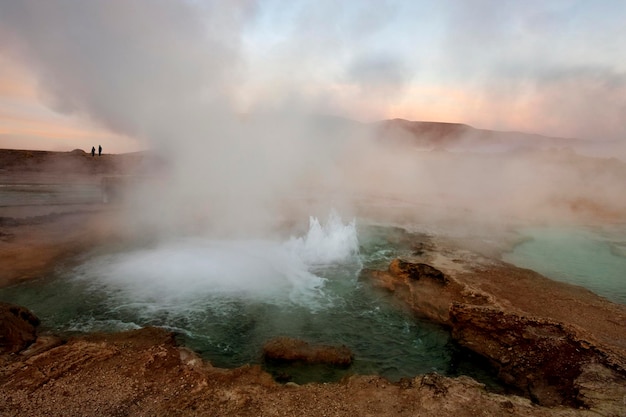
[[1, 149, 626, 416], [0, 307, 613, 417], [364, 243, 626, 413]]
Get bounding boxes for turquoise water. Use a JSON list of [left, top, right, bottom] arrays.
[[0, 217, 499, 386], [503, 226, 626, 304]]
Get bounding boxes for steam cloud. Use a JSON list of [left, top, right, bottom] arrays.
[[1, 0, 625, 236], [72, 210, 360, 311], [0, 0, 342, 235]]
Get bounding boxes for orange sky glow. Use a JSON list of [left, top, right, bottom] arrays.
[[1, 1, 625, 153]]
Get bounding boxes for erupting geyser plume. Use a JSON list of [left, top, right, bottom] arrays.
[[73, 211, 360, 311]]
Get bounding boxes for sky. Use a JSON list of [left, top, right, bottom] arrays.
[[0, 0, 625, 153]]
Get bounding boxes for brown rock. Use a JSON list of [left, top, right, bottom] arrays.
[[389, 259, 448, 284], [449, 303, 593, 407], [0, 302, 40, 353], [262, 337, 353, 367], [364, 257, 626, 408], [364, 260, 470, 323], [1, 326, 587, 416]]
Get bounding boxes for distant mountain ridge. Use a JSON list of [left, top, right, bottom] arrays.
[[372, 118, 585, 152], [305, 114, 585, 152]]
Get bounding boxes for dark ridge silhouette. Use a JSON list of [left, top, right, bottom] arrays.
[[373, 118, 585, 151]]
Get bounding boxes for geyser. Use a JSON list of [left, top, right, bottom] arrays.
[[73, 211, 360, 310]]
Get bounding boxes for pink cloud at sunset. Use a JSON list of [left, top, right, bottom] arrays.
[[0, 0, 624, 153]]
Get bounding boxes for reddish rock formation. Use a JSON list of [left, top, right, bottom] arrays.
[[0, 302, 40, 353], [262, 337, 353, 367], [0, 325, 593, 417], [450, 304, 593, 406], [366, 258, 491, 324], [388, 259, 448, 283], [364, 257, 626, 409]]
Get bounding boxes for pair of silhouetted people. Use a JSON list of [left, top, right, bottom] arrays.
[[91, 145, 102, 157]]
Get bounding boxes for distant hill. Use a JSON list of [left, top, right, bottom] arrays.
[[372, 118, 586, 152], [303, 114, 587, 152]]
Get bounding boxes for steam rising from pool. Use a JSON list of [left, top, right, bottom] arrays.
[[73, 211, 359, 312]]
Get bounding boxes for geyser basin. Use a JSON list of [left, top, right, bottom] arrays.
[[0, 213, 495, 385]]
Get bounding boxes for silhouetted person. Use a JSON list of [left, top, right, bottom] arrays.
[[98, 145, 102, 156], [91, 146, 95, 157]]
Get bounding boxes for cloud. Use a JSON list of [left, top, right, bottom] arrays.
[[524, 67, 626, 141], [0, 0, 249, 144], [345, 52, 412, 98], [1, 0, 626, 147]]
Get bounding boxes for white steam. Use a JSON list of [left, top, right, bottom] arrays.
[[73, 212, 359, 310], [286, 211, 359, 266], [1, 1, 624, 236]]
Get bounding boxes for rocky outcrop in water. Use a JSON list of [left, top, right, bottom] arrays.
[[364, 257, 626, 410], [262, 337, 353, 367], [367, 258, 491, 324], [388, 259, 448, 284], [0, 302, 40, 353]]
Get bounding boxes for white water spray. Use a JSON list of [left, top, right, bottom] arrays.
[[286, 210, 359, 266], [73, 212, 359, 311]]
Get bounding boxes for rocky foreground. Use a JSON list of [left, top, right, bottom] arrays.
[[364, 238, 626, 413], [0, 303, 619, 417]]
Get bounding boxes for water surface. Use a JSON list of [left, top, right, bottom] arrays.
[[503, 226, 626, 304]]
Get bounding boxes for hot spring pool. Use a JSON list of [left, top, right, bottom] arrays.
[[503, 225, 626, 304], [0, 213, 497, 386]]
